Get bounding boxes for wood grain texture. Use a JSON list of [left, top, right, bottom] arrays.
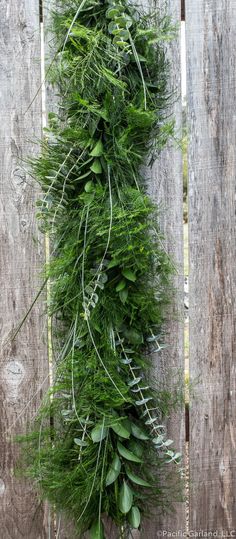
[[186, 1, 236, 533], [140, 1, 185, 537], [0, 0, 50, 537]]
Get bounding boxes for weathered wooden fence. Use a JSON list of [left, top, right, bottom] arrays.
[[0, 0, 235, 537], [186, 0, 236, 533]]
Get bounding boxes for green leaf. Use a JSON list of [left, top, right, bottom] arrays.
[[91, 424, 108, 443], [105, 454, 121, 486], [124, 329, 143, 345], [166, 450, 181, 464], [113, 37, 128, 49], [113, 28, 129, 41], [166, 449, 174, 458], [75, 170, 91, 181], [120, 356, 132, 365], [119, 481, 133, 514], [135, 397, 152, 406], [99, 273, 108, 285], [145, 417, 161, 425], [82, 193, 95, 205], [48, 112, 56, 120], [126, 469, 151, 487], [106, 7, 121, 18], [90, 159, 102, 174], [108, 21, 119, 34], [74, 438, 88, 447], [119, 288, 128, 304], [117, 442, 142, 463], [90, 520, 105, 539], [152, 435, 164, 446], [173, 452, 182, 461], [111, 420, 131, 439], [122, 269, 137, 282], [128, 440, 144, 458], [115, 15, 133, 29], [84, 180, 94, 193], [116, 279, 126, 292], [108, 258, 119, 268], [164, 439, 173, 447], [128, 377, 142, 387], [90, 139, 104, 157], [131, 423, 149, 441], [128, 506, 141, 529]]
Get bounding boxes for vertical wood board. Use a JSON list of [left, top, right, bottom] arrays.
[[186, 0, 236, 532], [0, 0, 50, 537], [141, 1, 185, 537]]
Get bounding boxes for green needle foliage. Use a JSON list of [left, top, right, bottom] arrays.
[[21, 0, 182, 537]]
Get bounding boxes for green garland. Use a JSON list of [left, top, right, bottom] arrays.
[[22, 1, 181, 537]]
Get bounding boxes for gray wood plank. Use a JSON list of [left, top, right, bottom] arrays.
[[186, 1, 236, 533], [0, 0, 50, 537], [139, 1, 185, 537]]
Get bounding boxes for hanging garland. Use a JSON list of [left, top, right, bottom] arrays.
[[21, 0, 181, 537]]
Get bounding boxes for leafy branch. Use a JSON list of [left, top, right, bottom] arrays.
[[18, 1, 181, 537]]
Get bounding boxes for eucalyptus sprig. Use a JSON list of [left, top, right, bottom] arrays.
[[21, 0, 181, 537]]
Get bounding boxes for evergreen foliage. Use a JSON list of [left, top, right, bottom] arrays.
[[21, 1, 181, 536]]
